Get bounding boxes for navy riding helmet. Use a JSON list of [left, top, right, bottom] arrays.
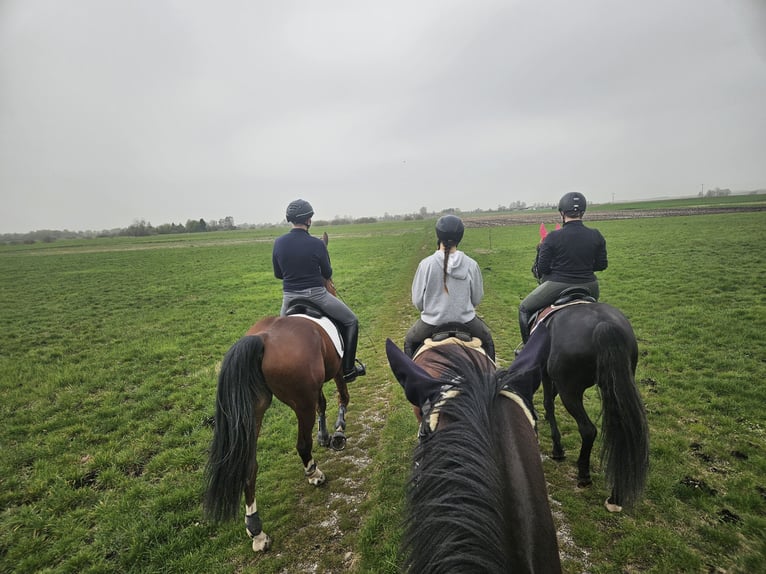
[[286, 199, 314, 224]]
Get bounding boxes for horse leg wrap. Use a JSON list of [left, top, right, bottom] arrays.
[[245, 511, 263, 538]]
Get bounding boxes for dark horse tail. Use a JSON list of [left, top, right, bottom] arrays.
[[203, 335, 267, 522], [594, 322, 649, 508], [403, 365, 510, 573]]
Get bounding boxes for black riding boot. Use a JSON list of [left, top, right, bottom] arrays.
[[341, 323, 366, 382], [484, 337, 497, 362], [518, 308, 532, 345]]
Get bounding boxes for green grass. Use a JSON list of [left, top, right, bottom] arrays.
[[1, 207, 764, 573]]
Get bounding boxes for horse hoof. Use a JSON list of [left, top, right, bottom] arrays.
[[551, 452, 566, 461], [605, 497, 623, 513], [330, 432, 346, 451], [307, 467, 326, 486], [577, 478, 592, 488], [251, 531, 272, 552], [317, 433, 330, 448]]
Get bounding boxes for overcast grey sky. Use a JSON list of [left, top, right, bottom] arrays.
[[1, 1, 764, 233]]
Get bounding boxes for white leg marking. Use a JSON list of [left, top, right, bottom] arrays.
[[251, 531, 272, 552], [304, 459, 326, 486], [604, 498, 623, 513]]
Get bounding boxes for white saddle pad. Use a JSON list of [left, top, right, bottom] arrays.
[[291, 314, 344, 357]]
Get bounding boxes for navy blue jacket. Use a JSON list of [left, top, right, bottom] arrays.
[[272, 228, 333, 292], [537, 220, 607, 282]]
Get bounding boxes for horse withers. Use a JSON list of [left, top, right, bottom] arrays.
[[540, 300, 649, 512], [203, 275, 351, 552], [386, 330, 562, 574]]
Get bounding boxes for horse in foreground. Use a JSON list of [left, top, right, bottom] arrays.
[[386, 330, 562, 573], [540, 300, 649, 512], [203, 279, 350, 552]]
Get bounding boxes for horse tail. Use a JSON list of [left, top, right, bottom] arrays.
[[402, 377, 508, 573], [594, 322, 649, 508], [203, 335, 268, 522]]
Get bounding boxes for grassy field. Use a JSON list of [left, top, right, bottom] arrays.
[[1, 199, 764, 573]]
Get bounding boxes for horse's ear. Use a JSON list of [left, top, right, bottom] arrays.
[[322, 232, 329, 246], [385, 338, 441, 407]]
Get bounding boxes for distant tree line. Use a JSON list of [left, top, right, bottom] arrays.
[[0, 201, 564, 245], [700, 187, 731, 198]]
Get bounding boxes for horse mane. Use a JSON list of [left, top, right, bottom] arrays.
[[402, 348, 509, 573]]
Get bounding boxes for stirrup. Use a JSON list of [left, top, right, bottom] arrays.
[[343, 360, 366, 382]]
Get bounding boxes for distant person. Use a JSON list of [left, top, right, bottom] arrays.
[[272, 199, 366, 382], [518, 192, 607, 347], [404, 215, 496, 361]]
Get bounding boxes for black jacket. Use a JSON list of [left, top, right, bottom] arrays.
[[536, 220, 607, 283]]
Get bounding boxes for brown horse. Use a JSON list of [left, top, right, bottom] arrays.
[[203, 275, 350, 552], [386, 330, 562, 573]]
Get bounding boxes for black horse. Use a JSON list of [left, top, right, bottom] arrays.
[[386, 331, 562, 573], [541, 301, 649, 511]]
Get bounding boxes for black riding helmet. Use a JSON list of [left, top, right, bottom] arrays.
[[558, 192, 587, 216], [435, 215, 464, 245], [286, 199, 314, 224]]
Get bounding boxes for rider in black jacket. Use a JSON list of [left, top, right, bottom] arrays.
[[518, 192, 607, 345]]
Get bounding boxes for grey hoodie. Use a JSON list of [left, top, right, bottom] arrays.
[[411, 249, 484, 325]]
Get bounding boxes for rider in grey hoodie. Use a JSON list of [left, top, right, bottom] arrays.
[[403, 215, 496, 361]]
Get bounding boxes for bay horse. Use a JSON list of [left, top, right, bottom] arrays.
[[386, 328, 562, 573], [540, 300, 649, 512], [203, 244, 350, 551]]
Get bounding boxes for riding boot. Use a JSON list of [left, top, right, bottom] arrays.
[[518, 308, 533, 345], [341, 323, 366, 382], [484, 338, 496, 363]]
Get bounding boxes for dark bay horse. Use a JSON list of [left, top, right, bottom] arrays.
[[541, 301, 649, 512], [203, 277, 350, 552], [386, 333, 562, 573]]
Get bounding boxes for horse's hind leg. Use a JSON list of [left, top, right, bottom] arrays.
[[330, 377, 349, 451], [559, 390, 597, 488], [316, 389, 330, 448], [543, 376, 565, 460], [245, 397, 272, 552]]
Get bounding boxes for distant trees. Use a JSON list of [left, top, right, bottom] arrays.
[[700, 187, 731, 198]]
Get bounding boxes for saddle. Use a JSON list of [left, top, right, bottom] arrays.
[[430, 322, 474, 343], [285, 299, 325, 319], [413, 322, 486, 360], [530, 287, 595, 333]]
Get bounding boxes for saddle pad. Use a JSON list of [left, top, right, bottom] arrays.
[[499, 389, 536, 431], [291, 314, 343, 357], [413, 336, 487, 359]]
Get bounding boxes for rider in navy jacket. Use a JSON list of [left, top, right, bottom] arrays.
[[272, 199, 366, 382]]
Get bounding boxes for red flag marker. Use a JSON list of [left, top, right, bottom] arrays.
[[539, 222, 548, 241]]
